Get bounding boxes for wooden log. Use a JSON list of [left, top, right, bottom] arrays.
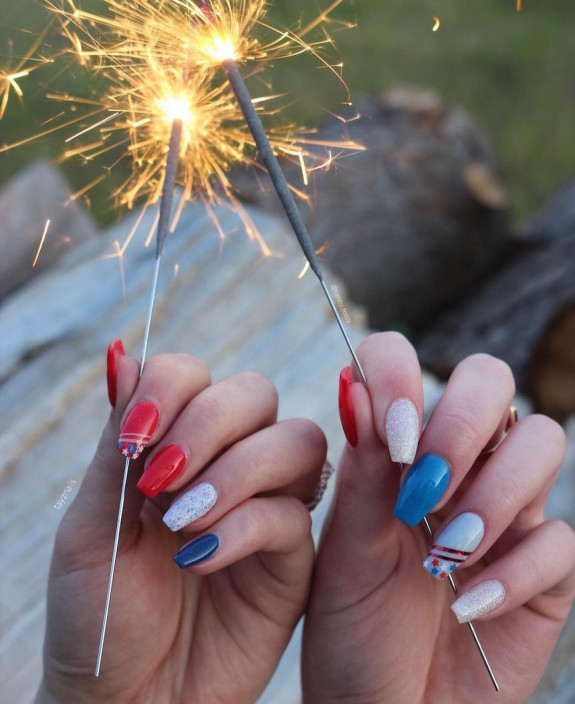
[[417, 179, 575, 422], [232, 88, 512, 334]]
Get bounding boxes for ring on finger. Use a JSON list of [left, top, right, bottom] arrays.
[[304, 461, 335, 512], [480, 406, 518, 456]]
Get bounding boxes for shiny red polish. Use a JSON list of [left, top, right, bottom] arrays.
[[339, 366, 358, 447], [137, 445, 187, 497], [106, 339, 125, 408], [117, 401, 160, 460]]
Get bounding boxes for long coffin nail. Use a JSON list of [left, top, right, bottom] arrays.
[[174, 534, 219, 569], [423, 512, 485, 581], [137, 445, 187, 498], [117, 401, 159, 460], [386, 398, 419, 464], [163, 482, 218, 531], [106, 339, 125, 408], [451, 579, 506, 623], [393, 453, 450, 526], [339, 367, 358, 447]]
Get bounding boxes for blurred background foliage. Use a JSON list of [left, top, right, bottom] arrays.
[[1, 0, 573, 226]]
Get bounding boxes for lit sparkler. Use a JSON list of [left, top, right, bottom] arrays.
[[197, 0, 500, 690], [19, 0, 355, 676], [0, 28, 51, 119]]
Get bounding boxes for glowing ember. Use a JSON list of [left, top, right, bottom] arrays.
[[432, 16, 441, 32]]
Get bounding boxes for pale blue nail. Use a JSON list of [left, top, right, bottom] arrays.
[[394, 454, 450, 526]]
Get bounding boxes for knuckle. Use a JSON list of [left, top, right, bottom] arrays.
[[196, 390, 229, 430], [281, 419, 327, 459], [237, 371, 278, 406], [546, 520, 575, 558], [456, 354, 515, 391], [441, 403, 484, 448], [519, 414, 567, 464], [358, 331, 411, 359]]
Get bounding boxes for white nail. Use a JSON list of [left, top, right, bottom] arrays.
[[423, 512, 485, 580], [451, 579, 506, 623], [163, 483, 218, 532], [385, 398, 419, 464]]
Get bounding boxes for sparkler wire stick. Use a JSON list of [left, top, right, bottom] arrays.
[[221, 56, 499, 692], [95, 118, 183, 677]]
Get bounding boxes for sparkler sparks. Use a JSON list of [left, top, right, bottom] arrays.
[[432, 16, 441, 32], [3, 0, 357, 253]]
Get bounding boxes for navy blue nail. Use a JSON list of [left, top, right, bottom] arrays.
[[393, 454, 451, 526], [173, 534, 219, 569]]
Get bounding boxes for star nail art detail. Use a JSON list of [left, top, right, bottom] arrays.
[[423, 512, 485, 581], [117, 401, 159, 460]]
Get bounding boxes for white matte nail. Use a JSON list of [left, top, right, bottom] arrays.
[[385, 398, 419, 464], [163, 482, 217, 532], [423, 512, 485, 580], [451, 579, 506, 623]]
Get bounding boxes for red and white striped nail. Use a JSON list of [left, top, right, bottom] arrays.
[[423, 513, 484, 581], [117, 401, 159, 460]]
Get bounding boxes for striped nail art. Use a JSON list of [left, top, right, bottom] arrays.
[[117, 401, 159, 460], [423, 512, 484, 581]]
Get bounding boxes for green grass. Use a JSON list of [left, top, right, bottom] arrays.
[[1, 0, 574, 225]]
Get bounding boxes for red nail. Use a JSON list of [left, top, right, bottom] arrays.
[[339, 367, 358, 447], [137, 445, 187, 497], [118, 401, 160, 460], [106, 339, 125, 408]]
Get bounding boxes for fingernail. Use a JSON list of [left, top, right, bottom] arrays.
[[106, 339, 125, 408], [137, 445, 187, 497], [423, 512, 484, 581], [173, 534, 219, 569], [393, 453, 450, 526], [163, 482, 218, 531], [117, 401, 159, 460], [339, 367, 358, 447], [385, 398, 419, 464], [451, 579, 506, 623]]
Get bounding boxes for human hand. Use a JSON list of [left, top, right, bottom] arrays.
[[37, 344, 326, 704], [302, 332, 575, 704]]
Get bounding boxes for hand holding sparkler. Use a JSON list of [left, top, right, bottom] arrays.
[[302, 335, 575, 702], [37, 352, 326, 702]]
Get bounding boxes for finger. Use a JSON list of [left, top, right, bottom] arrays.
[[65, 353, 210, 551], [117, 354, 211, 460], [421, 415, 566, 581], [171, 496, 314, 591], [450, 520, 575, 623], [355, 332, 424, 464], [137, 372, 278, 497], [161, 419, 326, 532], [394, 354, 515, 526]]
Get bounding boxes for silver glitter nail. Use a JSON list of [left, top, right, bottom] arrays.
[[163, 482, 218, 532], [385, 398, 420, 464], [451, 579, 507, 624]]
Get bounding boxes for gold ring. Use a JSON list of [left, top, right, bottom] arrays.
[[481, 406, 518, 456]]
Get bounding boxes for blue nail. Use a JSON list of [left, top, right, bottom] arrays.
[[173, 534, 219, 569], [393, 454, 451, 526]]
